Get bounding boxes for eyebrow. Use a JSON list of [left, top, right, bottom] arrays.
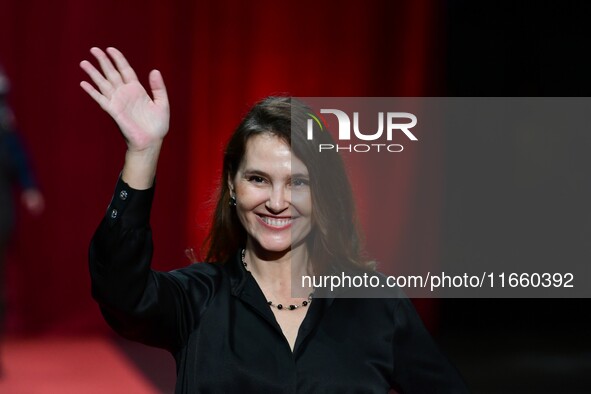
[[242, 169, 309, 178], [291, 173, 310, 178]]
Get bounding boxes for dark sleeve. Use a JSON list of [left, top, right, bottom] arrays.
[[3, 129, 37, 189], [88, 177, 221, 352], [390, 298, 470, 393]]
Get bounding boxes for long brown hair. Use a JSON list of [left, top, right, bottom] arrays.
[[203, 97, 372, 274]]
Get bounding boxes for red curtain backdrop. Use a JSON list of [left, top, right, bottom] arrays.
[[0, 0, 442, 335]]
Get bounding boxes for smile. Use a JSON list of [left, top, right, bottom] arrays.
[[257, 215, 294, 229]]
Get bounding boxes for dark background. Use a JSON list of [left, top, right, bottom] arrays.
[[1, 0, 590, 392], [441, 1, 591, 392]]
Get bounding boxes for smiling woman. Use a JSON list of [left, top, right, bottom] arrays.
[[84, 48, 468, 393], [206, 97, 371, 280], [231, 134, 312, 255]]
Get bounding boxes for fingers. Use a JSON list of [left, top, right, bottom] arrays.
[[90, 47, 123, 87], [79, 47, 131, 98], [149, 69, 169, 108], [106, 47, 138, 83], [79, 47, 163, 110], [79, 59, 113, 97], [79, 80, 109, 109]]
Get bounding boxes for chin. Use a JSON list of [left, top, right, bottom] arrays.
[[255, 239, 291, 254], [253, 235, 311, 256]]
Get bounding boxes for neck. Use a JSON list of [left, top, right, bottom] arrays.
[[244, 241, 312, 298]]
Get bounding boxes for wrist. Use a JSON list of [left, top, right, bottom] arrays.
[[122, 143, 162, 190], [126, 138, 164, 155]]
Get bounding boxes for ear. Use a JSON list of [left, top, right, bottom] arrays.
[[227, 173, 235, 194]]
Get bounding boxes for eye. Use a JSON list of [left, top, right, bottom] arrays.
[[246, 175, 266, 184], [291, 178, 310, 187]]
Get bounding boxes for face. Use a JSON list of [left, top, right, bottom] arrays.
[[230, 133, 312, 255]]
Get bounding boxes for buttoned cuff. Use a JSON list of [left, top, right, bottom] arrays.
[[105, 176, 155, 228]]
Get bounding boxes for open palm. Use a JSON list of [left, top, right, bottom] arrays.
[[80, 47, 169, 152]]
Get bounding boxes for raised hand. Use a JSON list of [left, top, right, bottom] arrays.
[[80, 47, 169, 153], [80, 47, 169, 188]]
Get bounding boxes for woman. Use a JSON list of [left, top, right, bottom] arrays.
[[82, 47, 468, 393]]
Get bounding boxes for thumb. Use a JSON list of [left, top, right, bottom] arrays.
[[149, 69, 168, 107]]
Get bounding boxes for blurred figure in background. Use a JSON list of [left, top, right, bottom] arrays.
[[0, 64, 44, 373]]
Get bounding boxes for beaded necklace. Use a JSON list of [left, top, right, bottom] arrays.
[[241, 249, 313, 310]]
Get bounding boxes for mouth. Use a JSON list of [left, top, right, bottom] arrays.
[[256, 214, 295, 229]]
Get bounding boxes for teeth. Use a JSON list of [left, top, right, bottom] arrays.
[[261, 216, 292, 227]]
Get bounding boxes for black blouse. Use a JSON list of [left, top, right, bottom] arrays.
[[89, 177, 469, 393]]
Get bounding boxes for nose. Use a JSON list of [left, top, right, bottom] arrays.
[[265, 185, 289, 213]]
